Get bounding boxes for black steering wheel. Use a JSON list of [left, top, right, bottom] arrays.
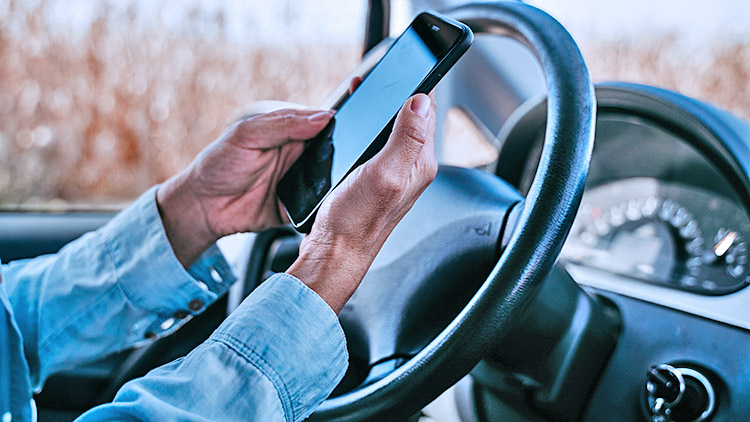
[[97, 2, 595, 420], [309, 2, 596, 420]]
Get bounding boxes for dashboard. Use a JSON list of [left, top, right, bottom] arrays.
[[481, 83, 750, 421], [499, 86, 750, 332], [557, 109, 750, 297]]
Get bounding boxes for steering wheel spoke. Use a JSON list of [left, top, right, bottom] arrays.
[[338, 165, 522, 372]]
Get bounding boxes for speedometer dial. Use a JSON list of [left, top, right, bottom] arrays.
[[690, 228, 749, 290], [561, 177, 750, 295]]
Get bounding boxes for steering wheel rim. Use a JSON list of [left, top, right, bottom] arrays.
[[311, 2, 596, 420]]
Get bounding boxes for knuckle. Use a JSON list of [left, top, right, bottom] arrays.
[[235, 118, 253, 131], [284, 112, 299, 124], [233, 120, 255, 140], [265, 109, 297, 124], [398, 124, 428, 148], [276, 111, 297, 126], [269, 108, 293, 117], [372, 166, 406, 198]]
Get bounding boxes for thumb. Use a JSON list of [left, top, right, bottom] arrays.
[[375, 94, 435, 175]]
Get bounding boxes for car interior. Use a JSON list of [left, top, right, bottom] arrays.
[[2, 0, 749, 421]]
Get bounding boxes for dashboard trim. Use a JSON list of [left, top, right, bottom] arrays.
[[568, 263, 750, 332]]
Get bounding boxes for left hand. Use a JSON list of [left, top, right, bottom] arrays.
[[157, 108, 334, 267]]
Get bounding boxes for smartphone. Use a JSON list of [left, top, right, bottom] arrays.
[[277, 11, 473, 232]]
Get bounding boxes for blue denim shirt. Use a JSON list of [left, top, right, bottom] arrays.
[[0, 187, 348, 421]]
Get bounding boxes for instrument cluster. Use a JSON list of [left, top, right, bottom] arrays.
[[561, 177, 750, 295]]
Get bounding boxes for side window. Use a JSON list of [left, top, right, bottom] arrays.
[[440, 107, 499, 169], [0, 0, 365, 211]]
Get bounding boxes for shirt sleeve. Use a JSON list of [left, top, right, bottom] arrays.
[[2, 186, 236, 390], [76, 273, 348, 422]]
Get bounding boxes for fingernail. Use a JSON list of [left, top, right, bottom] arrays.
[[410, 94, 431, 118], [308, 110, 334, 122]]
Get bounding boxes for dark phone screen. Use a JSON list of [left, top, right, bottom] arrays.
[[278, 13, 464, 226]]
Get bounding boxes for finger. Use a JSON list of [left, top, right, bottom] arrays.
[[409, 93, 438, 186], [349, 76, 363, 95], [419, 91, 437, 155], [233, 108, 334, 149], [374, 94, 435, 176]]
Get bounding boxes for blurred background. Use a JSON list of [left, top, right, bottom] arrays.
[[532, 0, 750, 120], [0, 0, 366, 209], [1, 0, 749, 209]]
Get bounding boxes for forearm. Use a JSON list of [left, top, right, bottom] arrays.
[[3, 187, 235, 388], [77, 340, 288, 422], [77, 274, 347, 422]]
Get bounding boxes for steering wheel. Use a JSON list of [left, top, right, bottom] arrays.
[[307, 2, 596, 420], [96, 1, 594, 419]]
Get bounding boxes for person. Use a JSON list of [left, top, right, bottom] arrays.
[[0, 92, 437, 421]]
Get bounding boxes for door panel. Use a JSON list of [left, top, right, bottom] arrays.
[[0, 213, 114, 262]]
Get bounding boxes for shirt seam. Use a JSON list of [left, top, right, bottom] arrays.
[[209, 332, 296, 422], [101, 228, 155, 314]]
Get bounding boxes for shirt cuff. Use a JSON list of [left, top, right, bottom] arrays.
[[210, 273, 348, 422], [101, 186, 236, 318]]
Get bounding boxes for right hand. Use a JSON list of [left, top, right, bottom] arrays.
[[287, 93, 438, 313]]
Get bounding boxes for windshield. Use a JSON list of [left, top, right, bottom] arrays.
[[2, 0, 749, 209], [529, 0, 750, 120]]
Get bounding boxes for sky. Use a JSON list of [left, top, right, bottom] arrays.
[[528, 0, 750, 47], [12, 0, 367, 45], [5, 0, 750, 48]]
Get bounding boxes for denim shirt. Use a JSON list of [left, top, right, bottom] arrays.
[[0, 187, 348, 421]]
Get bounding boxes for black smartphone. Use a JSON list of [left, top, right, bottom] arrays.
[[277, 11, 473, 233]]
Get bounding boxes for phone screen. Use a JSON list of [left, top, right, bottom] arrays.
[[278, 12, 469, 229]]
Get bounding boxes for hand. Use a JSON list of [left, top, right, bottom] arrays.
[[287, 93, 437, 313], [157, 109, 334, 267]]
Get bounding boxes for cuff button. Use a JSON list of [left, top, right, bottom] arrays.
[[188, 299, 204, 311], [144, 331, 157, 339], [210, 267, 223, 283], [173, 310, 189, 319]]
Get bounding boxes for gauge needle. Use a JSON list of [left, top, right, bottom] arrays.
[[714, 231, 738, 257]]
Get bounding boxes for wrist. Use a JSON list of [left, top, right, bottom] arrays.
[[286, 238, 373, 314], [156, 173, 219, 268]]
